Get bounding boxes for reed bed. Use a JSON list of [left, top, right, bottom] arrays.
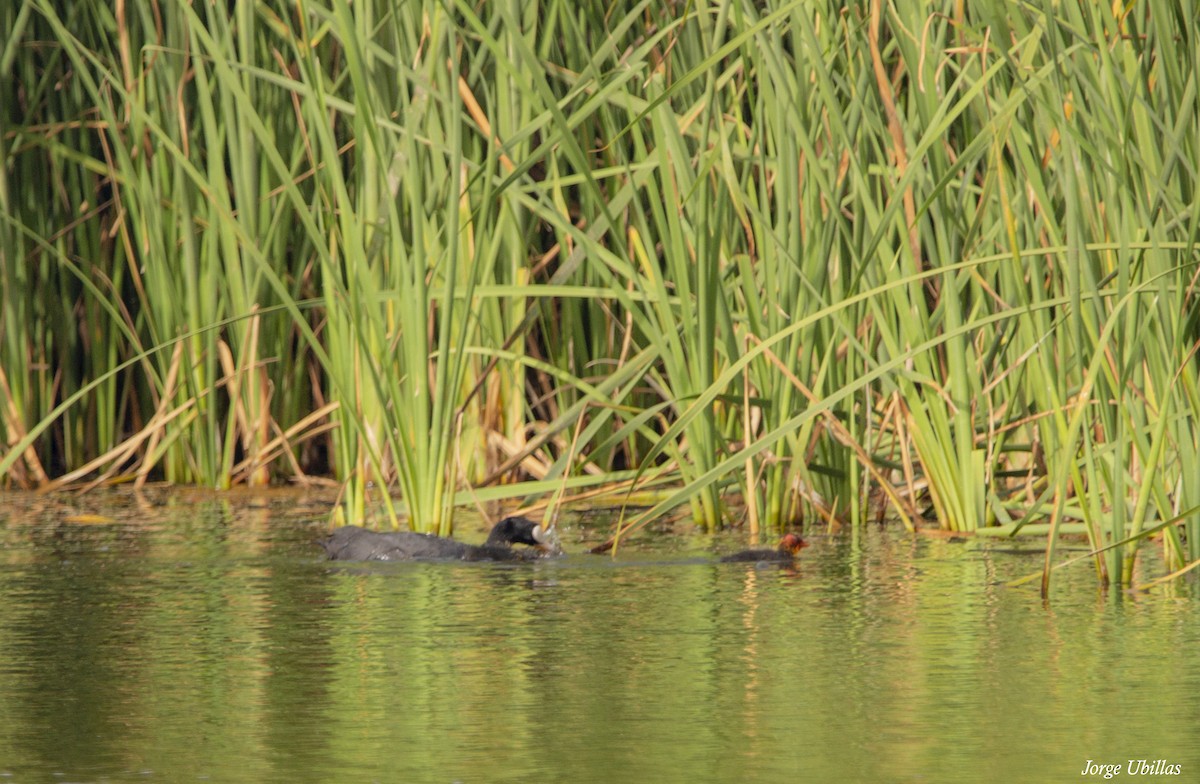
[[2, 0, 1199, 592]]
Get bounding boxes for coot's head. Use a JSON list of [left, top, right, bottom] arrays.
[[485, 516, 560, 553], [778, 533, 807, 555]]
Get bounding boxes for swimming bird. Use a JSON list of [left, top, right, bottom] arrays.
[[319, 516, 556, 562], [719, 533, 807, 563]]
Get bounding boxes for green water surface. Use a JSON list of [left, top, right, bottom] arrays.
[[0, 490, 1197, 783]]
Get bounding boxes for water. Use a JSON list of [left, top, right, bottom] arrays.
[[1, 489, 1198, 783]]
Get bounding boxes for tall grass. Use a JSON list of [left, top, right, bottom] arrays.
[[3, 0, 1199, 590]]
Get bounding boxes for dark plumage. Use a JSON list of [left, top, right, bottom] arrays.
[[720, 533, 807, 563], [319, 516, 554, 562]]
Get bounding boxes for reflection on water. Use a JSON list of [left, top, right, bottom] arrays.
[[1, 489, 1198, 783]]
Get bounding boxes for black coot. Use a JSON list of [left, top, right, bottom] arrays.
[[319, 516, 555, 562], [719, 533, 807, 563]]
